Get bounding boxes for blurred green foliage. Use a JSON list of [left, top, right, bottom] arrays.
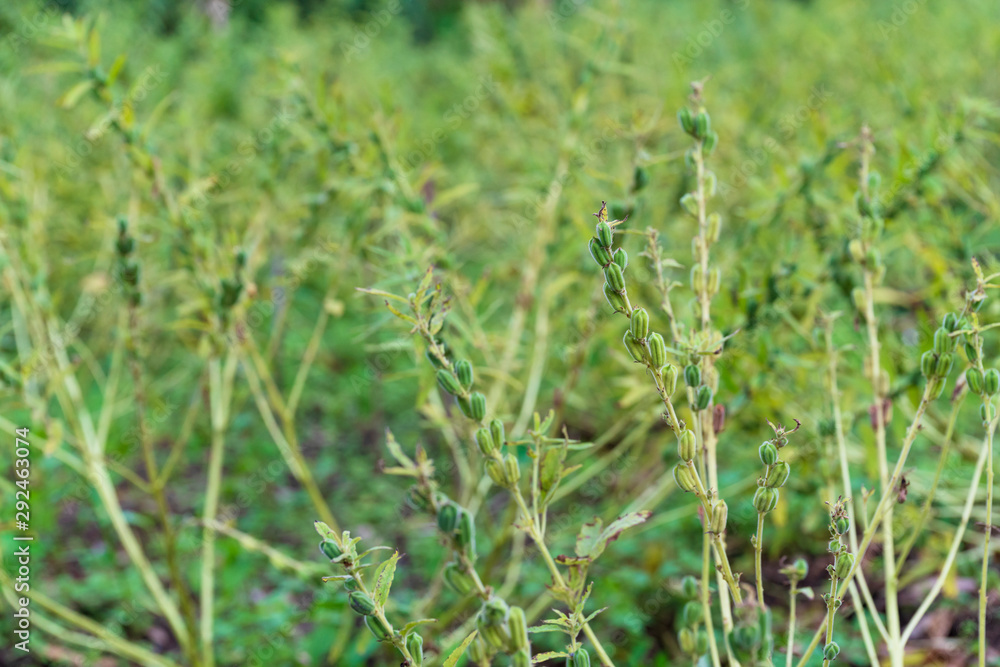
[[1, 0, 999, 664]]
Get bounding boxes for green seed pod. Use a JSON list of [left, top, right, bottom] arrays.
[[661, 361, 677, 393], [681, 575, 699, 600], [483, 596, 510, 625], [690, 262, 704, 292], [834, 516, 850, 535], [504, 453, 521, 486], [707, 212, 722, 243], [834, 552, 854, 579], [707, 267, 720, 295], [695, 629, 709, 654], [693, 111, 710, 140], [613, 247, 628, 271], [475, 427, 496, 457], [437, 503, 458, 533], [596, 221, 614, 248], [623, 331, 646, 363], [765, 461, 791, 488], [476, 615, 507, 649], [365, 615, 392, 641], [456, 509, 476, 552], [986, 369, 1000, 396], [920, 351, 936, 378], [470, 392, 487, 421], [965, 341, 979, 363], [604, 282, 627, 312], [684, 364, 702, 388], [682, 600, 703, 627], [489, 418, 505, 447], [573, 648, 591, 667], [968, 368, 985, 394], [485, 459, 506, 486], [468, 637, 490, 663], [851, 287, 867, 312], [933, 328, 954, 355], [604, 262, 626, 292], [443, 562, 475, 595], [349, 591, 377, 616], [981, 404, 989, 422], [680, 193, 699, 217], [673, 463, 698, 493], [679, 627, 695, 654], [942, 312, 959, 332], [406, 632, 424, 666], [753, 486, 778, 513], [319, 539, 342, 561], [929, 377, 945, 400], [678, 107, 695, 134], [509, 606, 529, 651], [589, 237, 613, 267], [759, 441, 778, 466], [343, 575, 358, 591], [828, 539, 842, 553], [630, 308, 650, 340], [457, 396, 474, 419], [703, 130, 718, 155], [695, 385, 712, 411], [791, 558, 808, 581], [455, 360, 474, 390], [823, 641, 840, 661], [934, 352, 953, 377], [678, 429, 697, 462], [710, 500, 728, 534], [511, 650, 532, 667], [648, 334, 667, 371], [436, 370, 462, 396]]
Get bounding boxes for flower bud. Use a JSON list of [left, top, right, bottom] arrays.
[[681, 193, 699, 217], [753, 486, 778, 513], [935, 352, 953, 377], [443, 562, 474, 594], [455, 360, 474, 391], [365, 615, 392, 641], [681, 575, 698, 600], [673, 463, 698, 493], [678, 107, 695, 135], [436, 370, 462, 396], [965, 341, 979, 362], [695, 385, 712, 411], [349, 591, 377, 616], [613, 247, 628, 271], [682, 600, 703, 627], [679, 627, 695, 653], [759, 441, 778, 466], [624, 331, 645, 363], [406, 632, 424, 666], [920, 351, 936, 378], [694, 111, 710, 140], [475, 428, 496, 456], [661, 361, 677, 392], [509, 606, 529, 651], [678, 429, 697, 462], [596, 220, 613, 248], [589, 237, 613, 266], [630, 308, 650, 340], [485, 459, 506, 486], [834, 552, 854, 579], [684, 364, 701, 388], [456, 509, 476, 553], [703, 130, 718, 155], [437, 503, 458, 533], [604, 283, 627, 312], [319, 539, 342, 561], [834, 516, 850, 535], [648, 334, 667, 371], [489, 418, 505, 447], [504, 453, 521, 485], [765, 461, 791, 488], [470, 392, 487, 421], [823, 641, 840, 661], [986, 369, 1000, 396], [710, 500, 728, 534], [604, 262, 626, 292], [933, 328, 954, 355]]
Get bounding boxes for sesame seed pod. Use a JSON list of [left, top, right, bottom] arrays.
[[661, 362, 678, 393], [648, 333, 667, 370], [470, 392, 487, 421], [504, 453, 521, 486], [456, 509, 476, 553], [965, 341, 979, 362], [764, 461, 791, 488], [604, 283, 627, 312], [710, 500, 728, 534], [630, 308, 649, 340], [489, 418, 505, 447], [613, 247, 628, 271], [673, 463, 698, 493], [934, 352, 953, 377], [680, 193, 699, 217], [437, 503, 458, 533], [455, 360, 474, 390], [475, 428, 496, 456], [679, 628, 695, 654], [436, 370, 462, 396], [349, 591, 377, 616], [604, 262, 626, 292], [684, 364, 702, 388], [589, 237, 613, 266], [920, 351, 936, 378], [834, 553, 855, 579], [443, 562, 475, 595], [365, 615, 392, 641], [678, 107, 695, 135], [942, 312, 958, 332], [678, 430, 697, 462], [485, 459, 506, 486], [986, 369, 1000, 396], [707, 212, 722, 243], [511, 650, 531, 667], [693, 111, 710, 140], [508, 606, 529, 651], [319, 539, 342, 561], [703, 130, 718, 155], [933, 328, 954, 354], [759, 441, 778, 466], [623, 331, 645, 363], [753, 487, 778, 513], [834, 516, 850, 535], [596, 221, 614, 248], [695, 385, 712, 411], [406, 633, 424, 666], [823, 641, 841, 661], [681, 575, 698, 599]]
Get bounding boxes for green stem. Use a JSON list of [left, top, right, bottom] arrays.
[[786, 582, 798, 667], [755, 513, 766, 607], [702, 527, 722, 667]]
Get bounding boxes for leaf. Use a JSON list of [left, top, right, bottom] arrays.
[[87, 25, 100, 66], [797, 586, 815, 600], [442, 630, 478, 667], [58, 80, 94, 109], [106, 54, 126, 86], [384, 300, 417, 324], [314, 521, 337, 541], [575, 511, 652, 560], [372, 551, 400, 607], [532, 651, 569, 662], [385, 429, 415, 468], [356, 287, 408, 303], [401, 618, 437, 636]]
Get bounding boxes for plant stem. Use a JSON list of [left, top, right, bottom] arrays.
[[978, 397, 995, 667], [755, 513, 766, 607], [702, 526, 722, 667], [786, 581, 798, 667], [821, 576, 840, 667]]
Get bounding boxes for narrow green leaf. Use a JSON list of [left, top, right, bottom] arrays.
[[372, 551, 401, 607], [58, 80, 94, 109], [442, 630, 478, 667]]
